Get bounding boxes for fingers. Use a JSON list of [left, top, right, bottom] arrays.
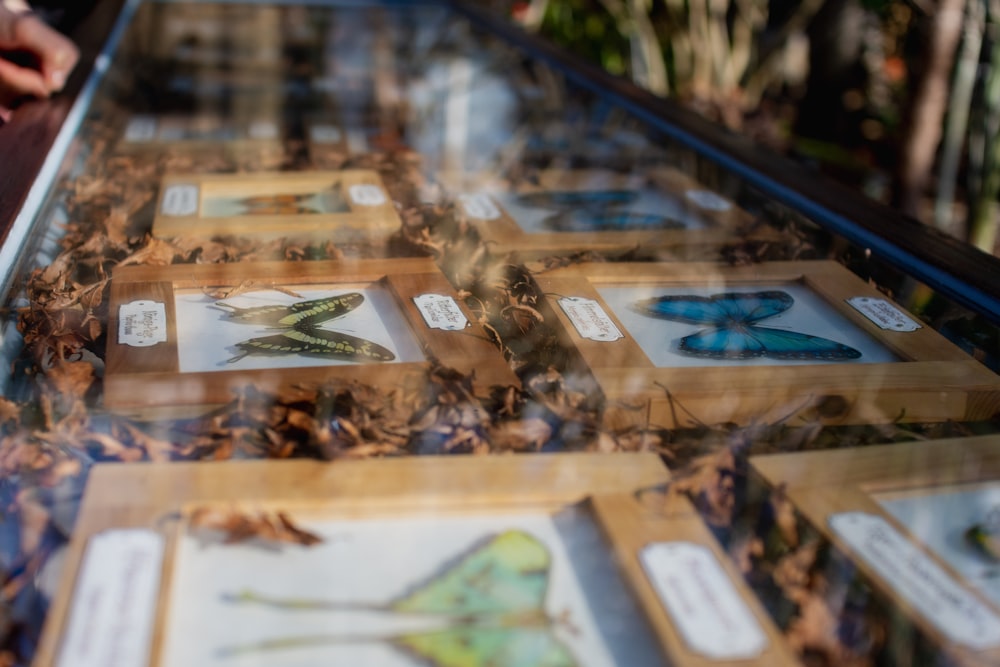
[[0, 6, 78, 104]]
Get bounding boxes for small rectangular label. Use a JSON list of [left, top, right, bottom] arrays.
[[413, 294, 468, 331], [248, 120, 278, 140], [458, 193, 501, 220], [119, 300, 167, 347], [56, 529, 164, 667], [309, 124, 343, 144], [831, 511, 1000, 649], [160, 184, 199, 216], [558, 297, 623, 342], [685, 189, 731, 212], [349, 184, 388, 206], [641, 542, 768, 659], [847, 297, 921, 331], [124, 115, 157, 142]]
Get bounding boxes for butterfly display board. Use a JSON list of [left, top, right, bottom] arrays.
[[439, 168, 773, 259], [37, 454, 799, 667], [152, 170, 401, 244], [104, 258, 516, 412], [752, 435, 1000, 667], [535, 260, 1000, 427]]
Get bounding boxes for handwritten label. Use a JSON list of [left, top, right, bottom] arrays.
[[458, 193, 501, 220], [349, 184, 388, 206], [248, 120, 278, 140], [309, 124, 343, 144], [124, 115, 157, 142], [641, 542, 768, 659], [685, 189, 732, 212], [119, 301, 167, 347], [413, 294, 468, 331], [160, 184, 199, 216], [558, 297, 623, 342], [847, 297, 921, 332], [56, 530, 164, 667], [831, 512, 1000, 649]]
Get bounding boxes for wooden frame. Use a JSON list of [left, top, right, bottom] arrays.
[[535, 260, 1000, 426], [439, 167, 775, 258], [752, 435, 1000, 667], [105, 258, 515, 411], [152, 170, 402, 243], [37, 453, 798, 667]]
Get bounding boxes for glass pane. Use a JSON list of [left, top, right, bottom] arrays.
[[2, 2, 999, 666]]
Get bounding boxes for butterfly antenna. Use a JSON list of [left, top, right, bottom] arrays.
[[225, 350, 250, 364]]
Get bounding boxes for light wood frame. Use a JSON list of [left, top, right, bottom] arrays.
[[752, 435, 1000, 667], [535, 260, 1000, 426], [105, 258, 515, 411], [37, 454, 798, 667], [152, 170, 401, 243], [439, 167, 776, 259]]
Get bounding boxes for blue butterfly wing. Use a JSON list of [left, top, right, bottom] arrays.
[[543, 211, 685, 232], [517, 190, 638, 209], [633, 291, 794, 326], [680, 325, 862, 360]]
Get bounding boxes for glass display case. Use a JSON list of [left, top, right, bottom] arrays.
[[1, 1, 1000, 666]]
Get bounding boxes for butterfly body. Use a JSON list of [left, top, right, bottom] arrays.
[[633, 290, 862, 361]]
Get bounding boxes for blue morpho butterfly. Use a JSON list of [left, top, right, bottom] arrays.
[[515, 190, 685, 232], [632, 290, 862, 361], [213, 292, 395, 364]]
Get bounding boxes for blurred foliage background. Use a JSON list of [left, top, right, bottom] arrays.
[[495, 0, 1000, 256]]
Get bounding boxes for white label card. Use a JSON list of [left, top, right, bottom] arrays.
[[56, 529, 165, 667], [685, 189, 732, 212], [124, 115, 157, 142], [831, 512, 1000, 650], [558, 297, 623, 342], [349, 184, 388, 206], [458, 193, 501, 220], [641, 542, 768, 659], [160, 184, 199, 216], [119, 300, 168, 347], [309, 124, 343, 143], [847, 297, 921, 332], [248, 120, 278, 140], [413, 294, 468, 331]]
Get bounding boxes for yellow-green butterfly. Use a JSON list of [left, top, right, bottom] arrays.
[[215, 292, 395, 363], [216, 530, 578, 666]]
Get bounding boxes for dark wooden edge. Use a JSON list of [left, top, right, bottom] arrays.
[[450, 0, 1000, 324], [0, 0, 127, 249]]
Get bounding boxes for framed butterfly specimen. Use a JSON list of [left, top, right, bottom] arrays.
[[105, 258, 517, 412], [753, 434, 1000, 666], [437, 167, 779, 260], [536, 260, 1000, 427], [152, 170, 401, 245], [39, 454, 798, 667]]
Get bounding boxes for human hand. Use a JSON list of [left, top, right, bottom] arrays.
[[0, 4, 79, 117]]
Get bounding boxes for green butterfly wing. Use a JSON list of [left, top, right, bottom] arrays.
[[230, 328, 395, 362], [392, 530, 550, 616], [216, 292, 364, 327], [393, 626, 576, 667]]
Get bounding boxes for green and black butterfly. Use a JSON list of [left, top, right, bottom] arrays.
[[214, 292, 395, 364]]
